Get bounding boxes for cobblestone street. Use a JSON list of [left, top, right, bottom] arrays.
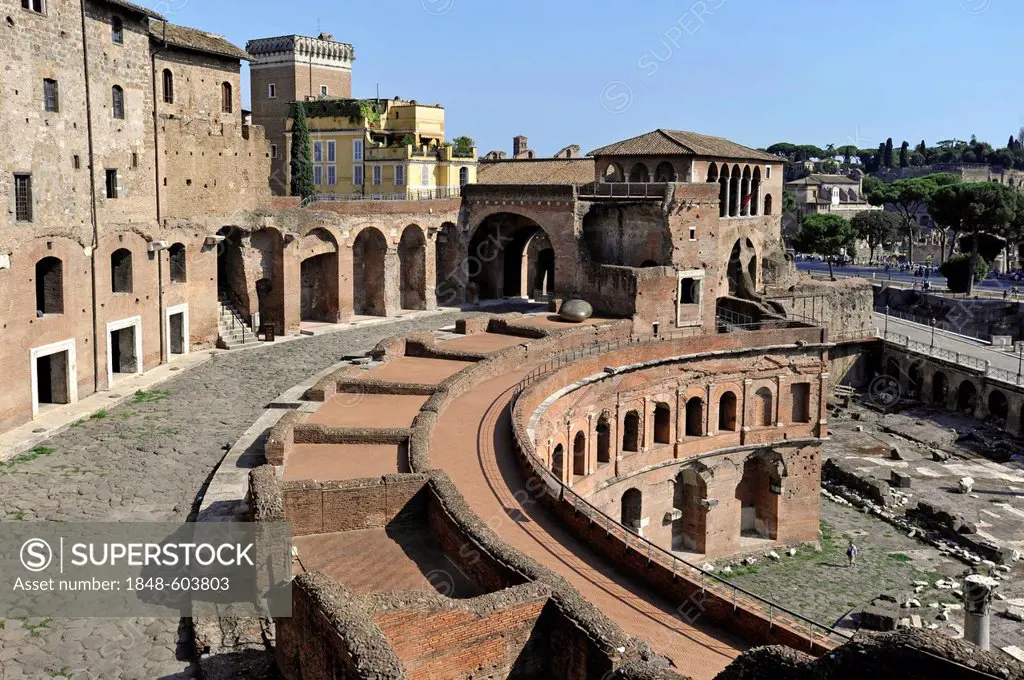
[[0, 311, 475, 680]]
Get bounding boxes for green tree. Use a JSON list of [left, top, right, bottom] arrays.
[[928, 182, 1021, 294], [850, 210, 901, 263], [792, 213, 856, 280], [899, 141, 910, 168], [867, 173, 960, 264], [939, 254, 989, 294], [289, 103, 316, 200], [884, 138, 894, 168], [836, 145, 858, 165], [452, 135, 475, 155], [917, 140, 927, 155]]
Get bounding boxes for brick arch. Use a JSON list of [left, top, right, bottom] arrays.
[[466, 210, 560, 301], [299, 228, 340, 323], [399, 224, 427, 311], [955, 378, 979, 414], [352, 226, 389, 317]]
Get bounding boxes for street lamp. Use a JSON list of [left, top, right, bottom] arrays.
[[1017, 342, 1023, 385], [930, 317, 936, 352], [884, 305, 890, 339]]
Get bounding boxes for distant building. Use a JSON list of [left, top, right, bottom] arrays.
[[785, 173, 877, 216]]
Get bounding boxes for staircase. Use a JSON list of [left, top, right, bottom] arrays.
[[217, 294, 261, 350]]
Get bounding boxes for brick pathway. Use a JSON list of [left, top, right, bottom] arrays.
[[430, 369, 746, 680], [0, 311, 476, 680]]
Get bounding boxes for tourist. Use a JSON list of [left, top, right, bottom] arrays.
[[846, 540, 858, 567]]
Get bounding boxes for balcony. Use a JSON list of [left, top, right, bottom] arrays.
[[577, 181, 669, 199]]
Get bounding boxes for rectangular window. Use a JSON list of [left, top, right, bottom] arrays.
[[267, 84, 276, 99], [314, 166, 322, 185], [320, 85, 329, 96], [111, 16, 123, 44], [43, 79, 58, 113], [313, 141, 323, 163], [22, 0, 44, 14], [73, 155, 81, 170], [395, 164, 405, 186], [790, 383, 811, 423], [372, 165, 382, 186], [105, 169, 118, 199], [420, 163, 430, 186], [327, 165, 336, 186], [353, 139, 363, 161], [14, 174, 32, 222], [270, 144, 278, 159], [766, 165, 772, 179], [326, 140, 336, 163], [688, 226, 696, 241], [353, 164, 363, 185], [131, 152, 138, 169]]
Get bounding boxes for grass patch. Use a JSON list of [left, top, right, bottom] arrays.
[[721, 563, 762, 578], [119, 410, 137, 419], [131, 389, 170, 405], [888, 552, 913, 563], [6, 508, 26, 521], [24, 617, 51, 637], [71, 418, 87, 428], [0, 446, 56, 474], [90, 409, 107, 420], [51, 667, 71, 678]]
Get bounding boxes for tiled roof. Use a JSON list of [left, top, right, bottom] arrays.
[[786, 173, 860, 186], [103, 0, 165, 20], [477, 158, 595, 185], [587, 129, 780, 163], [149, 20, 250, 61]]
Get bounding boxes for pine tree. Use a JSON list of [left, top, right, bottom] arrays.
[[917, 140, 927, 155], [290, 102, 316, 200], [883, 137, 894, 168], [899, 141, 909, 168]]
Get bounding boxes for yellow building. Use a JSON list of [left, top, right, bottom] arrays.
[[284, 97, 477, 199]]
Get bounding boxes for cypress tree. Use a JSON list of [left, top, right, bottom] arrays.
[[883, 137, 894, 168], [899, 141, 909, 168], [290, 102, 316, 200]]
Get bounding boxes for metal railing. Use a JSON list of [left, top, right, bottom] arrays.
[[219, 289, 253, 345], [576, 182, 669, 199], [880, 307, 991, 343], [300, 186, 462, 206], [510, 318, 851, 648], [876, 326, 1024, 385]]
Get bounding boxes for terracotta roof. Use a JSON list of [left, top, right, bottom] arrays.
[[103, 0, 165, 20], [149, 20, 250, 61], [587, 129, 779, 162], [786, 174, 860, 186], [477, 158, 595, 185]]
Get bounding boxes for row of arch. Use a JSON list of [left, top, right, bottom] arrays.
[[33, 245, 187, 316], [706, 163, 772, 218], [602, 161, 684, 184]]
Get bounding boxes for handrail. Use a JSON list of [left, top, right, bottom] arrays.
[[219, 289, 252, 345], [877, 326, 1024, 386], [510, 321, 852, 647]]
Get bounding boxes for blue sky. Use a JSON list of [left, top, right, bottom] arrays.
[[154, 0, 1023, 156]]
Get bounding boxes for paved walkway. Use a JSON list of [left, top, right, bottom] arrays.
[[430, 368, 746, 680], [0, 310, 478, 680], [878, 313, 1022, 374]]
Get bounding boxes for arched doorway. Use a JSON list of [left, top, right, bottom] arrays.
[[754, 387, 773, 427], [621, 488, 642, 533], [216, 227, 248, 315], [654, 402, 671, 445], [551, 444, 564, 481], [299, 229, 339, 323], [629, 163, 650, 183], [654, 162, 675, 182], [718, 164, 730, 217], [727, 239, 758, 296], [729, 165, 741, 216], [603, 163, 624, 182], [956, 380, 978, 414], [573, 431, 586, 477], [596, 414, 611, 464], [908, 362, 924, 399], [434, 222, 460, 306], [399, 225, 427, 310], [685, 397, 704, 436], [750, 167, 761, 216], [353, 227, 388, 316], [740, 166, 752, 216], [932, 372, 949, 405], [622, 411, 640, 452], [718, 392, 738, 432], [467, 212, 554, 301], [988, 390, 1009, 425], [673, 467, 708, 552], [736, 452, 782, 539]]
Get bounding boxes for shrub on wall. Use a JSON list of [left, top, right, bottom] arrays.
[[939, 254, 988, 293]]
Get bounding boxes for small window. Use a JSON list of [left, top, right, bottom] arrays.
[[270, 144, 278, 159], [313, 166, 322, 185], [267, 83, 276, 99], [111, 85, 124, 119], [73, 155, 81, 169], [110, 248, 133, 294], [21, 0, 44, 14], [353, 164, 363, 185], [372, 165, 382, 185], [395, 164, 405, 186], [420, 163, 430, 186], [43, 78, 59, 113], [14, 174, 32, 222], [459, 166, 469, 186], [679, 277, 700, 305], [168, 243, 186, 283], [221, 82, 233, 113], [765, 165, 772, 179], [327, 166, 336, 185], [111, 16, 123, 44], [353, 139, 363, 161], [105, 169, 118, 199], [688, 226, 696, 241], [326, 140, 336, 163], [162, 69, 174, 104], [131, 152, 138, 169], [313, 141, 322, 163], [320, 85, 328, 96]]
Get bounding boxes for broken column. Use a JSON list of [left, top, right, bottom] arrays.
[[962, 574, 999, 650]]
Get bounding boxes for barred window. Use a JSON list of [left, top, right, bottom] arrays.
[[43, 79, 59, 113], [111, 16, 123, 44], [111, 85, 125, 119], [14, 174, 32, 222], [221, 82, 233, 113]]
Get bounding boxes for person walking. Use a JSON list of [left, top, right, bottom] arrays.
[[846, 540, 858, 568]]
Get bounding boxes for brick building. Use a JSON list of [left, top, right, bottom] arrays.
[[0, 0, 270, 431]]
